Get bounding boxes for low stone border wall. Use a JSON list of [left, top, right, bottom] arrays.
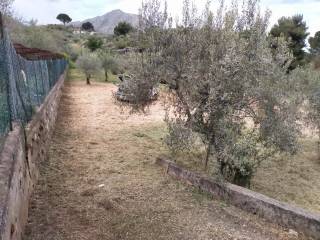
[[25, 72, 65, 184], [156, 157, 320, 240], [0, 72, 66, 240]]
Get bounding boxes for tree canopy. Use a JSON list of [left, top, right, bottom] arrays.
[[270, 15, 309, 70], [56, 13, 72, 25], [119, 0, 301, 187], [76, 52, 101, 85], [114, 21, 134, 36], [0, 0, 14, 16], [82, 22, 95, 32], [309, 31, 320, 55], [98, 50, 119, 81]]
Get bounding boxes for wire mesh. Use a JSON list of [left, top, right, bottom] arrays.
[[0, 15, 67, 145]]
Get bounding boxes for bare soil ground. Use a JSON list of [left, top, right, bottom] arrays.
[[25, 79, 307, 240]]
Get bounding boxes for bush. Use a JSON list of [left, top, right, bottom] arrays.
[[313, 56, 320, 70], [86, 36, 103, 52], [64, 44, 81, 62], [114, 36, 129, 49], [114, 22, 134, 36], [10, 24, 64, 53], [299, 68, 320, 157]]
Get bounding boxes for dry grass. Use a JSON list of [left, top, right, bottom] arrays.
[[252, 138, 320, 213], [174, 137, 320, 214], [168, 129, 320, 215], [24, 73, 304, 240]]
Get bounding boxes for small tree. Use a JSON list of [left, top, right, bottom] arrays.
[[86, 36, 103, 52], [114, 21, 134, 36], [56, 13, 72, 26], [76, 52, 101, 85], [82, 22, 95, 32], [98, 50, 118, 81]]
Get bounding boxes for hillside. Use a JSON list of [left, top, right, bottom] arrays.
[[71, 9, 139, 34]]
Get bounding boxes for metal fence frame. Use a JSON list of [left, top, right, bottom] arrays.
[[0, 12, 67, 143]]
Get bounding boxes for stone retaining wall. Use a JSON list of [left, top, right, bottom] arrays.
[[156, 157, 320, 240], [0, 73, 65, 240]]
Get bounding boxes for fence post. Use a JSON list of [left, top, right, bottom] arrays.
[[0, 12, 3, 39], [0, 12, 13, 131]]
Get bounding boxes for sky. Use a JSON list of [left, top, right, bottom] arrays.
[[13, 0, 320, 36]]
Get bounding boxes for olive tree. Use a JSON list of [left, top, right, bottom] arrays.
[[76, 52, 101, 85], [98, 50, 119, 81], [121, 0, 301, 187]]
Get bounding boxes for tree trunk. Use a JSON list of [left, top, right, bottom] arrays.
[[105, 70, 108, 82], [318, 125, 320, 160], [86, 74, 91, 85], [205, 142, 212, 170]]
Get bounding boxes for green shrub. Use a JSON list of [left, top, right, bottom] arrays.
[[86, 36, 104, 52], [114, 21, 134, 36], [114, 36, 129, 49]]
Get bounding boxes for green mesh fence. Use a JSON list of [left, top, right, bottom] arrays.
[[0, 15, 67, 146]]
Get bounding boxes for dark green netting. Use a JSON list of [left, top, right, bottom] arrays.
[[0, 26, 67, 145]]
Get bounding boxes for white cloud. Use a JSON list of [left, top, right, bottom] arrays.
[[12, 0, 319, 36]]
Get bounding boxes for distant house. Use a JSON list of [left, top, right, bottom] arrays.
[[72, 27, 82, 35], [71, 26, 96, 35]]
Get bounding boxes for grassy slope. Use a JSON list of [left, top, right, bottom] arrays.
[[252, 138, 320, 213]]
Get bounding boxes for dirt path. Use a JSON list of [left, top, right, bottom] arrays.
[[24, 81, 303, 240]]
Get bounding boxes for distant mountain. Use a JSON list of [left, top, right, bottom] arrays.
[[71, 9, 139, 34]]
